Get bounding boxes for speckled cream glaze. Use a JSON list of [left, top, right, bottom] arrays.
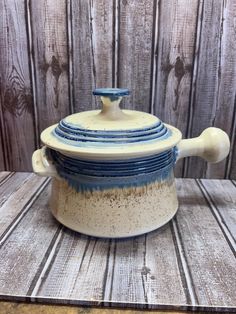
[[50, 173, 178, 238]]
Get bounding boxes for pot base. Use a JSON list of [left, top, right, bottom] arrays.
[[51, 206, 178, 238], [50, 176, 178, 238]]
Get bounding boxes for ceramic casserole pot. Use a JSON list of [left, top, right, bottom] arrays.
[[32, 88, 230, 238]]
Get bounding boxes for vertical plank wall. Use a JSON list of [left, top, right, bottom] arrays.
[[118, 0, 154, 111], [30, 0, 71, 137], [184, 0, 236, 179], [0, 0, 36, 171], [72, 0, 114, 111], [0, 0, 235, 178], [153, 0, 200, 177]]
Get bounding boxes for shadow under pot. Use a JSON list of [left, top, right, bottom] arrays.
[[32, 88, 230, 238]]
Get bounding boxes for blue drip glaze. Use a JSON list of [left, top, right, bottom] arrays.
[[58, 165, 174, 192], [174, 146, 179, 159], [48, 148, 177, 192]]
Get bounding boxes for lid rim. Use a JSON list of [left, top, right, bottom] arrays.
[[41, 124, 182, 160]]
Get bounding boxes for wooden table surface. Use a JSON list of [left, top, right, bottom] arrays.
[[0, 301, 216, 314], [0, 172, 235, 313], [0, 301, 211, 314]]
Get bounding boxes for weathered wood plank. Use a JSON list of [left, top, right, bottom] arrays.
[[145, 226, 187, 305], [0, 0, 36, 171], [0, 134, 5, 171], [0, 183, 60, 295], [0, 173, 47, 239], [175, 179, 236, 306], [199, 179, 236, 241], [230, 143, 236, 179], [35, 226, 187, 306], [105, 228, 187, 307], [228, 111, 236, 179], [35, 232, 110, 301], [30, 0, 70, 134], [185, 0, 236, 178], [153, 0, 199, 177], [68, 237, 110, 301], [118, 0, 154, 111], [17, 232, 184, 306], [171, 219, 198, 306], [0, 301, 217, 314], [106, 235, 147, 305], [206, 0, 236, 179], [72, 0, 114, 112], [0, 174, 235, 309], [0, 172, 11, 184], [0, 173, 31, 199], [32, 229, 88, 297]]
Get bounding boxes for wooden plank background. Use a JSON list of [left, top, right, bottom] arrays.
[[0, 173, 235, 310], [0, 0, 235, 178]]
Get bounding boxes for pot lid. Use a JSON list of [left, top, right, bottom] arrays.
[[41, 88, 182, 159]]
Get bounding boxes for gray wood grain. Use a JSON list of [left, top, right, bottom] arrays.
[[34, 229, 88, 297], [0, 172, 11, 185], [209, 0, 236, 179], [32, 226, 187, 306], [118, 0, 154, 111], [0, 134, 5, 171], [72, 0, 114, 112], [0, 0, 36, 171], [36, 232, 110, 301], [106, 235, 147, 304], [146, 224, 193, 306], [0, 172, 46, 238], [153, 0, 199, 177], [107, 229, 187, 306], [228, 106, 236, 179], [230, 141, 236, 179], [185, 0, 236, 178], [0, 0, 235, 179], [0, 174, 235, 310], [199, 179, 236, 241], [175, 179, 236, 306], [0, 183, 60, 295], [0, 172, 31, 200], [30, 0, 70, 134]]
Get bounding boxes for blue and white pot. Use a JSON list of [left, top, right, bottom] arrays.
[[32, 88, 230, 238]]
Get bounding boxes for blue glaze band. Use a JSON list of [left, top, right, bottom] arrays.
[[59, 120, 163, 135], [93, 88, 130, 101], [93, 88, 130, 97], [53, 120, 171, 147], [48, 148, 177, 192]]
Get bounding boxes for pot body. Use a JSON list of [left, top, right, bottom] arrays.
[[48, 148, 178, 238], [33, 122, 230, 238]]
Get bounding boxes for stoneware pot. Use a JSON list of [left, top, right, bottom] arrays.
[[32, 88, 230, 238]]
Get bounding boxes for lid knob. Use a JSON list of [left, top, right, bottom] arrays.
[[93, 88, 130, 121]]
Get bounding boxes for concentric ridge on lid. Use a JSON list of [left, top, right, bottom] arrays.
[[52, 119, 171, 147]]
